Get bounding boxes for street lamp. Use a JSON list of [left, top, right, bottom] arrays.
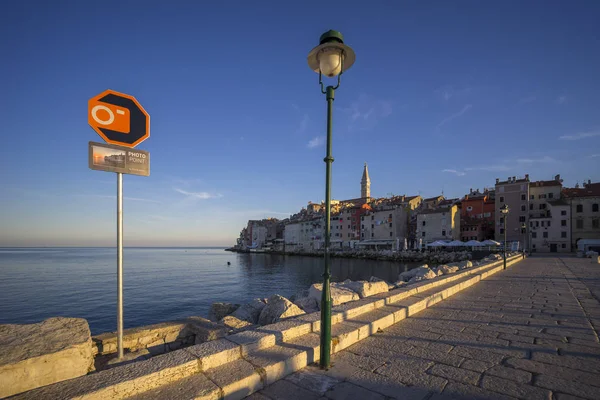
[[307, 30, 356, 369], [520, 222, 527, 255], [500, 204, 510, 269]]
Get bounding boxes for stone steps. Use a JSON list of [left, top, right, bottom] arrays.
[[12, 255, 522, 400]]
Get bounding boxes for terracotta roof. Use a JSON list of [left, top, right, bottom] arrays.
[[531, 180, 562, 187], [563, 183, 600, 198]]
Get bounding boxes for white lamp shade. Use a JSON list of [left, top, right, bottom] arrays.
[[319, 48, 343, 77], [308, 42, 355, 76]]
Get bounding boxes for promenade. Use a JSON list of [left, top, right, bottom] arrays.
[[248, 256, 600, 400]]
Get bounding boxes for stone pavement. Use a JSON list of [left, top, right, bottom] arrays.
[[246, 256, 600, 400]]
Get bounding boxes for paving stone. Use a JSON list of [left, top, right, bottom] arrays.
[[505, 357, 600, 387], [344, 368, 430, 400], [459, 358, 495, 373], [244, 392, 272, 400], [244, 344, 308, 385], [405, 346, 464, 367], [554, 393, 588, 400], [185, 339, 241, 371], [449, 345, 505, 364], [530, 352, 600, 373], [439, 381, 516, 400], [429, 363, 480, 385], [485, 365, 532, 384], [127, 373, 221, 400], [324, 381, 385, 400], [481, 375, 551, 400], [284, 368, 341, 395], [535, 373, 600, 399], [260, 379, 323, 400], [375, 362, 447, 392]]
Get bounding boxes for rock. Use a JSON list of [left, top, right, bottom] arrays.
[[457, 260, 473, 269], [231, 299, 266, 324], [0, 317, 94, 398], [338, 280, 389, 298], [431, 267, 444, 277], [289, 289, 309, 302], [408, 267, 437, 283], [186, 317, 228, 344], [219, 315, 254, 331], [293, 296, 319, 313], [439, 265, 459, 275], [258, 295, 305, 325], [369, 276, 395, 291], [398, 265, 429, 282], [208, 302, 239, 322], [393, 280, 408, 288], [308, 283, 360, 307]]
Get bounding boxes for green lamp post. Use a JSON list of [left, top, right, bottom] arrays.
[[307, 30, 356, 369], [500, 204, 510, 269]]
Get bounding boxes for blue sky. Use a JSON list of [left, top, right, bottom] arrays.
[[1, 1, 599, 246]]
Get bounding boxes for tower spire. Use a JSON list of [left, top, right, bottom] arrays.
[[361, 162, 371, 199]]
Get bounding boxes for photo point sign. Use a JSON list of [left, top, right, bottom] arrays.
[[87, 89, 151, 360]]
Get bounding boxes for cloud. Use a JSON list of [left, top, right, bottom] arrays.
[[556, 95, 567, 104], [464, 165, 511, 172], [517, 96, 536, 105], [340, 94, 392, 131], [436, 104, 472, 130], [307, 136, 325, 149], [516, 156, 555, 164], [442, 169, 466, 176], [174, 188, 222, 199], [434, 85, 473, 101], [296, 114, 309, 134], [79, 194, 161, 203], [559, 131, 600, 141], [589, 154, 600, 158]]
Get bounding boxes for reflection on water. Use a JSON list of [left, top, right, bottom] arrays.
[[0, 248, 423, 335]]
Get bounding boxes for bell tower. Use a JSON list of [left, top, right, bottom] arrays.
[[361, 162, 371, 199]]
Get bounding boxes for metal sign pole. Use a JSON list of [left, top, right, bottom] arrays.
[[117, 172, 124, 359]]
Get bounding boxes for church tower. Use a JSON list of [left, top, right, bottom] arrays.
[[361, 162, 371, 199]]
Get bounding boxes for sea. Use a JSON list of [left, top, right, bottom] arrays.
[[0, 247, 424, 335]]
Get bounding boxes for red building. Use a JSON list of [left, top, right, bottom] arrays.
[[460, 189, 495, 241]]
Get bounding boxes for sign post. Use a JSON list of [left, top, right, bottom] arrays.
[[88, 89, 150, 360]]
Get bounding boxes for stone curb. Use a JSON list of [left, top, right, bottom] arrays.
[[13, 255, 523, 400]]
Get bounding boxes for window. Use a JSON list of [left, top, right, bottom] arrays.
[[348, 233, 351, 238], [530, 221, 534, 228], [548, 193, 553, 199], [371, 232, 374, 237], [389, 232, 393, 237], [541, 221, 544, 227], [467, 206, 473, 211], [389, 213, 392, 218], [540, 204, 547, 210], [561, 231, 567, 238], [422, 221, 426, 226], [536, 221, 539, 227], [348, 225, 350, 229], [521, 194, 526, 201], [519, 216, 526, 222], [577, 204, 583, 213], [500, 217, 504, 224], [593, 219, 600, 229], [422, 232, 426, 237], [484, 212, 491, 217], [561, 210, 567, 216], [521, 205, 526, 211], [576, 219, 584, 229], [561, 220, 567, 227], [442, 230, 446, 236], [500, 228, 504, 234], [593, 204, 599, 212], [543, 232, 548, 238], [371, 224, 374, 229], [533, 244, 536, 249], [547, 221, 551, 227], [361, 224, 364, 229], [530, 195, 534, 200], [389, 223, 392, 228], [529, 204, 534, 210], [500, 196, 505, 203], [361, 232, 364, 238], [532, 232, 537, 238], [562, 244, 566, 249]]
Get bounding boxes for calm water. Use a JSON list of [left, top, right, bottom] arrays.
[[0, 247, 421, 335]]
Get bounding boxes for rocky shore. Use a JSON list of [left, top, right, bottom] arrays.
[[207, 252, 509, 334], [226, 247, 477, 264]]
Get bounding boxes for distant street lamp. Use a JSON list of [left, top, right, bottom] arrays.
[[307, 30, 355, 369], [500, 204, 510, 269], [520, 222, 527, 254]]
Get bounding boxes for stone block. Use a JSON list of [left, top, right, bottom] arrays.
[[257, 319, 312, 343], [208, 302, 240, 322], [231, 298, 267, 324], [0, 317, 94, 398], [325, 381, 386, 400], [293, 296, 319, 313], [535, 374, 600, 399], [308, 283, 359, 307], [331, 321, 362, 353], [429, 363, 480, 385], [185, 338, 241, 371], [481, 375, 551, 400], [126, 372, 221, 400], [338, 280, 389, 298], [187, 316, 228, 344], [485, 365, 532, 384], [285, 333, 320, 365], [284, 368, 341, 395], [258, 295, 305, 326], [226, 330, 276, 356], [259, 379, 323, 400], [204, 358, 262, 400], [244, 344, 308, 385]]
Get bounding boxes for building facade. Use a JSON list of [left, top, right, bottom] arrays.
[[460, 189, 495, 241], [416, 205, 461, 242], [495, 175, 530, 246], [563, 181, 600, 249]]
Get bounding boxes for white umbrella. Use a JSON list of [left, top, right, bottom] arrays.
[[448, 240, 465, 247], [481, 239, 501, 246], [465, 240, 483, 247], [426, 240, 445, 247]]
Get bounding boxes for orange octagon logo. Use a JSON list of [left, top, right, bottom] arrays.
[[88, 89, 150, 148]]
